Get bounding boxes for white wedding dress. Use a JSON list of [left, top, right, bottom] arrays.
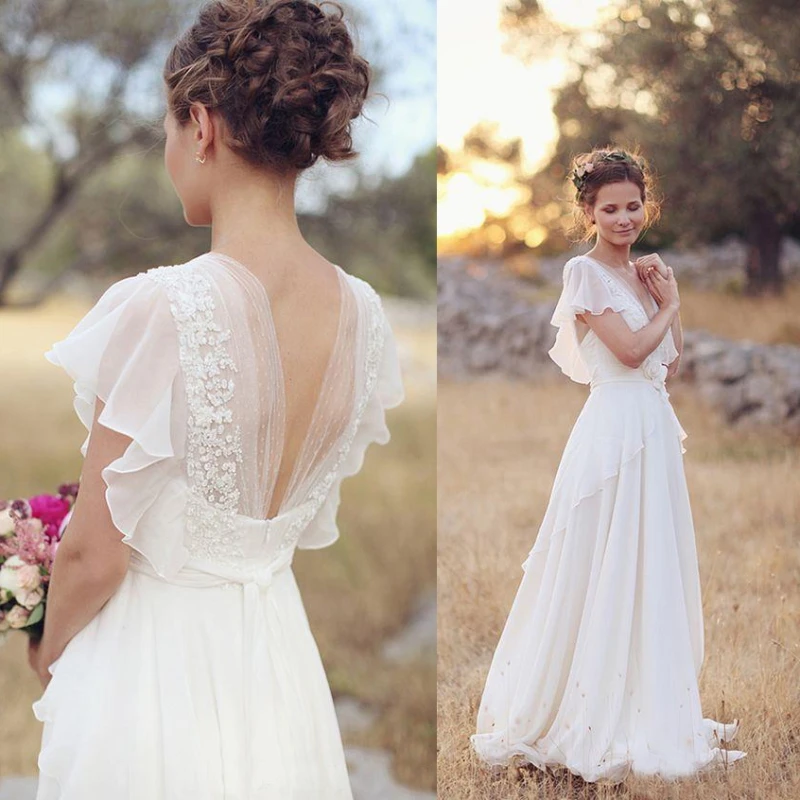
[[31, 251, 404, 799], [471, 254, 746, 783]]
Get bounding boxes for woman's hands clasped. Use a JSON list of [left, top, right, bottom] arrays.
[[635, 254, 680, 310]]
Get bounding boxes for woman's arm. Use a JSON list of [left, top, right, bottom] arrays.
[[577, 266, 681, 369], [578, 302, 679, 369], [34, 398, 132, 685]]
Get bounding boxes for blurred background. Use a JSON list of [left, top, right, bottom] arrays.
[[0, 1, 435, 798], [438, 1, 800, 798]]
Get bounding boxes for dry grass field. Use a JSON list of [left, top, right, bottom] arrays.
[[438, 376, 800, 799], [0, 291, 436, 791]]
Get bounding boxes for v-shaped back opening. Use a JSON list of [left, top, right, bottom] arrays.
[[206, 251, 358, 522]]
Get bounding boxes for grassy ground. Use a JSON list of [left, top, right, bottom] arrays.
[[0, 292, 436, 791], [438, 376, 800, 799]]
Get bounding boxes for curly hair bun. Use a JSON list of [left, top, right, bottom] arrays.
[[164, 0, 370, 171]]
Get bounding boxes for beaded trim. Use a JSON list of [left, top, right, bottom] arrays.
[[146, 264, 245, 562]]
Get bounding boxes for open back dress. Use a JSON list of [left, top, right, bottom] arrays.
[[32, 250, 404, 799]]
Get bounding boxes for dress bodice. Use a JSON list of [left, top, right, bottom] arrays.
[[44, 251, 405, 585], [548, 255, 679, 393]]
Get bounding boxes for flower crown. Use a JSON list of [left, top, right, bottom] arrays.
[[569, 150, 646, 196]]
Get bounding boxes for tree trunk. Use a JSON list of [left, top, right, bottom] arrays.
[[745, 209, 783, 295]]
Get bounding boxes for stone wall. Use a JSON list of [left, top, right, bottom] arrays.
[[438, 257, 800, 434]]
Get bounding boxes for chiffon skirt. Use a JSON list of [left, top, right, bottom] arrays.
[[471, 379, 746, 783], [32, 558, 353, 800]]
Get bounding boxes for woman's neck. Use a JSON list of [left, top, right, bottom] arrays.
[[587, 239, 631, 270], [209, 165, 307, 274]]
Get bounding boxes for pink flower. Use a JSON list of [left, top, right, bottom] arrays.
[[17, 586, 44, 610], [29, 494, 71, 538], [6, 605, 31, 629]]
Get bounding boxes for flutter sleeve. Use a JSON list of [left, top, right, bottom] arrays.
[[547, 257, 628, 384], [296, 308, 405, 550], [45, 272, 187, 576]]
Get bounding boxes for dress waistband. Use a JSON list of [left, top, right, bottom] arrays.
[[127, 547, 295, 588], [590, 371, 671, 404]]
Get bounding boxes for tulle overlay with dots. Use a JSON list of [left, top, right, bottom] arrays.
[[471, 256, 745, 783], [32, 252, 404, 800]]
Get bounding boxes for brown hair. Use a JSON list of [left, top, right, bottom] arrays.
[[163, 0, 370, 172], [568, 146, 661, 242]]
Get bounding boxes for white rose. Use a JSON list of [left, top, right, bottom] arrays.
[[0, 557, 41, 600], [6, 604, 31, 629], [642, 359, 666, 384], [0, 508, 15, 537], [17, 586, 44, 610], [0, 555, 26, 594]]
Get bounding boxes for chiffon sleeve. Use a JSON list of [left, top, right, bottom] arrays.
[[44, 272, 187, 577], [296, 310, 405, 550], [547, 257, 628, 384]]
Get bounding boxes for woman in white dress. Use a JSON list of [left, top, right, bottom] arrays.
[[27, 1, 404, 798], [471, 148, 746, 783]]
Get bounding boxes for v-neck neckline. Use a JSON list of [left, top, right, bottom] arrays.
[[203, 249, 351, 520], [583, 254, 655, 321]]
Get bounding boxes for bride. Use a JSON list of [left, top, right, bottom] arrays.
[[471, 148, 746, 783], [27, 1, 404, 798]]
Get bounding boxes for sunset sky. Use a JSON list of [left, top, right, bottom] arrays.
[[438, 0, 611, 237]]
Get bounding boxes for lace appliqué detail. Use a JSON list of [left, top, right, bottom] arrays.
[[146, 264, 245, 563], [275, 278, 385, 555], [580, 258, 650, 330], [581, 258, 676, 370]]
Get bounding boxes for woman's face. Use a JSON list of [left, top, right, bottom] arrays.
[[587, 180, 645, 246], [163, 104, 212, 227]]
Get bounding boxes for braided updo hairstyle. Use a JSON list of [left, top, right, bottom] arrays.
[[568, 146, 661, 242], [163, 0, 370, 172]]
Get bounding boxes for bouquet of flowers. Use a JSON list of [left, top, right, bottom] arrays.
[[0, 483, 78, 644]]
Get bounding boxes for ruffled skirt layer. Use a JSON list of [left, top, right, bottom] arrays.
[[32, 567, 353, 800], [471, 381, 746, 783]]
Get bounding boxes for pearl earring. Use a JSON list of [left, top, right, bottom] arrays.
[[195, 152, 206, 164]]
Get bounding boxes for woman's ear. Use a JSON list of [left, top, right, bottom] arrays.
[[189, 103, 215, 153]]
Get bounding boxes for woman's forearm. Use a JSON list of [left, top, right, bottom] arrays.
[[629, 303, 680, 367], [38, 541, 127, 669]]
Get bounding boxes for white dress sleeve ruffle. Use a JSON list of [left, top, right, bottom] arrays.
[[660, 325, 680, 366], [548, 257, 629, 384], [296, 311, 405, 550], [44, 272, 186, 576]]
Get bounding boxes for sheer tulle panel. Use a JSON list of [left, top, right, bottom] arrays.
[[211, 262, 286, 521], [200, 256, 361, 521], [280, 278, 359, 513]]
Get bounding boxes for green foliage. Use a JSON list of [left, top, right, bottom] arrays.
[[0, 0, 434, 303], [300, 147, 437, 298], [510, 0, 800, 291]]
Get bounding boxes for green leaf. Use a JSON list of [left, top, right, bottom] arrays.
[[25, 603, 44, 626]]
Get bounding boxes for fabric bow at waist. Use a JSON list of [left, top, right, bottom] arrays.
[[128, 546, 295, 791]]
